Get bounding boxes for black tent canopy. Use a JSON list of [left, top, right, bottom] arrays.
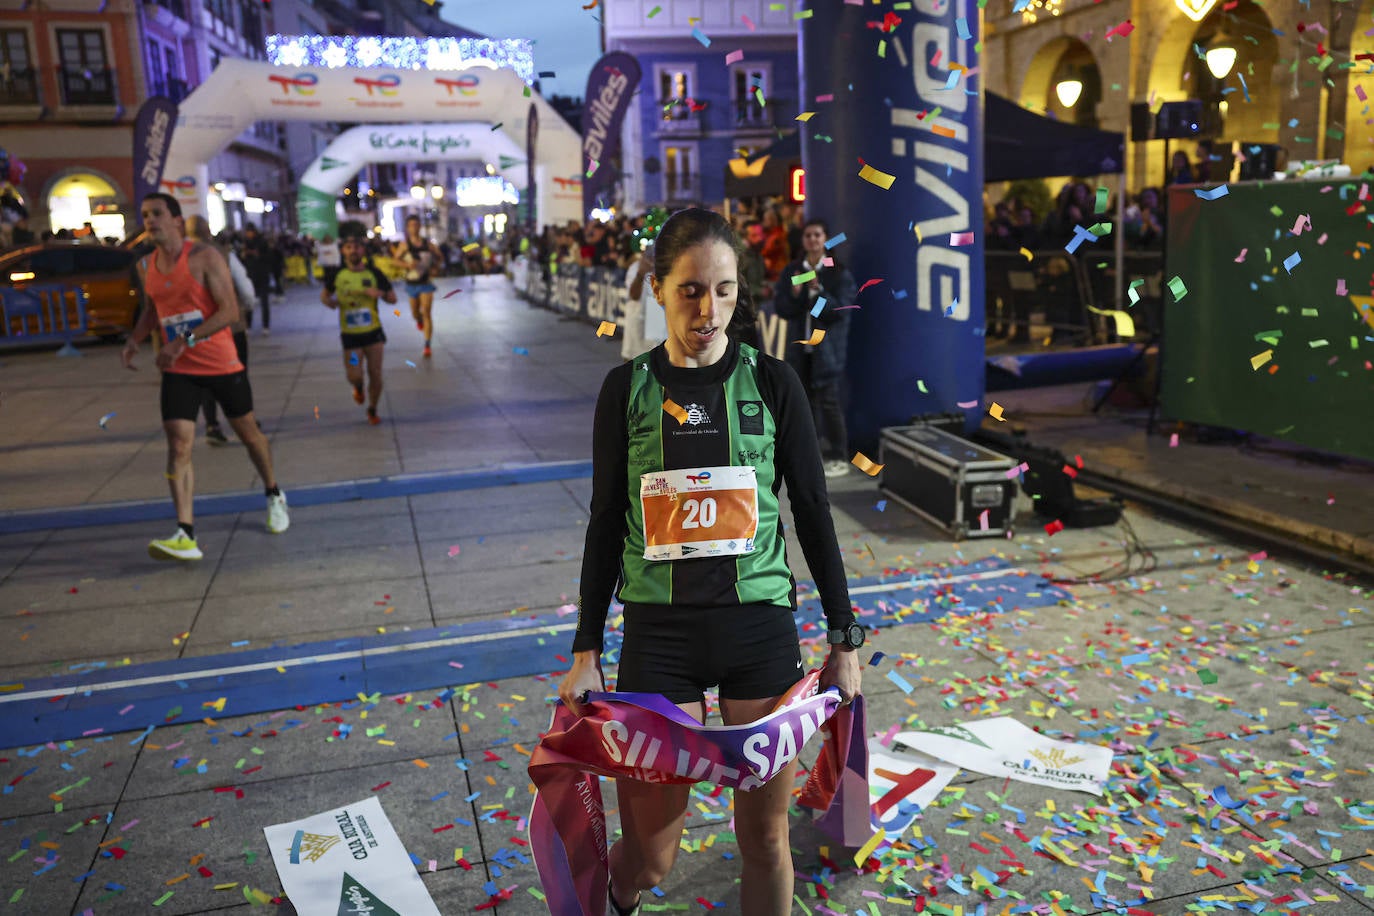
[[724, 92, 1124, 195], [983, 92, 1123, 182]]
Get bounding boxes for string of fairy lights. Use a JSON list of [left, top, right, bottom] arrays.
[[265, 35, 535, 84]]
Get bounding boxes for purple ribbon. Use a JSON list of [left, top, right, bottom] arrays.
[[527, 669, 869, 915]]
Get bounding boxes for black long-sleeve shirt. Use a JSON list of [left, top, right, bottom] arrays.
[[572, 341, 853, 652]]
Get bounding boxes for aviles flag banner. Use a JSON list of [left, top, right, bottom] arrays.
[[527, 668, 869, 916], [581, 51, 642, 217], [132, 96, 179, 208]]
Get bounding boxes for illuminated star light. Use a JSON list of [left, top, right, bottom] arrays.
[[266, 35, 535, 83], [322, 43, 349, 69]]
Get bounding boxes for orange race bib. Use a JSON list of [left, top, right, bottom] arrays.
[[640, 466, 759, 561]]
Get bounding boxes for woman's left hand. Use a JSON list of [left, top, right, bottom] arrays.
[[820, 647, 863, 706]]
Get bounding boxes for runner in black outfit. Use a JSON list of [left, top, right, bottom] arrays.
[[558, 208, 862, 916]]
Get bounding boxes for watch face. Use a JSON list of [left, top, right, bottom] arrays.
[[847, 623, 864, 647]]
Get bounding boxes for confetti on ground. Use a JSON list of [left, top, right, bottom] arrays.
[[98, 412, 116, 429], [596, 321, 616, 338]]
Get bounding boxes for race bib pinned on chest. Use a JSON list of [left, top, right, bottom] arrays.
[[640, 466, 759, 561], [343, 307, 375, 329], [160, 310, 203, 343]]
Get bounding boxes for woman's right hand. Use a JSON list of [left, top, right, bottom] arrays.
[[557, 650, 605, 716]]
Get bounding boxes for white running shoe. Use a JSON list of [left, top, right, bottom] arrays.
[[823, 459, 851, 479], [148, 529, 203, 561], [266, 492, 290, 534]]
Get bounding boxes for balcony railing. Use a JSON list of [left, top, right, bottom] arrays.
[[657, 97, 704, 134], [151, 77, 190, 102], [0, 67, 40, 105], [663, 171, 700, 202], [145, 0, 189, 19], [57, 66, 116, 105], [733, 96, 788, 129]]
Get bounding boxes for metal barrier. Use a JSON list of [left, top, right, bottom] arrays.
[[1, 283, 90, 350]]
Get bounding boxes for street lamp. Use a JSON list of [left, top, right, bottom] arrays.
[[410, 184, 425, 199], [1055, 79, 1084, 108], [1205, 44, 1237, 80], [430, 185, 444, 200]]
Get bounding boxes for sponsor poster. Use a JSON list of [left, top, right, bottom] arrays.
[[264, 796, 441, 916], [896, 717, 1113, 795], [866, 738, 959, 839]]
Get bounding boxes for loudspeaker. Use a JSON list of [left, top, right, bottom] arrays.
[[1154, 100, 1204, 140], [1130, 102, 1154, 142]]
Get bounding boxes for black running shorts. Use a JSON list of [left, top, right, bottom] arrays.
[[341, 328, 387, 350], [616, 602, 803, 703], [161, 370, 254, 422]]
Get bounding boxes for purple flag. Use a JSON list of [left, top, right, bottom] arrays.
[[132, 97, 179, 206], [581, 52, 642, 217], [526, 102, 539, 232], [527, 669, 869, 916]]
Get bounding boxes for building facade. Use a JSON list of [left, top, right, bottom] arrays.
[[982, 0, 1357, 198], [1, 0, 148, 239], [604, 0, 799, 211], [0, 0, 293, 238], [0, 0, 507, 240]]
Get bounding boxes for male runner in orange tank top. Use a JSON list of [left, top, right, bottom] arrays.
[[121, 192, 290, 560]]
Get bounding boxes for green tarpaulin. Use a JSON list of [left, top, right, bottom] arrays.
[[1162, 181, 1374, 462]]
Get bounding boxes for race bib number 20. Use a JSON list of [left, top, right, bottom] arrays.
[[640, 466, 759, 561]]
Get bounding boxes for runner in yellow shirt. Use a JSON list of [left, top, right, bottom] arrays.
[[321, 236, 397, 425]]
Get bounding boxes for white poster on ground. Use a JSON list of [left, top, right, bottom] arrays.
[[867, 738, 960, 839], [264, 796, 441, 916], [895, 717, 1113, 796]]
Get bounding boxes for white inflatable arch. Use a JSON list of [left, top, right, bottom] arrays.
[[160, 58, 582, 234], [295, 123, 527, 239]]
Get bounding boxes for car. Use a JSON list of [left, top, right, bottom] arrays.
[[1, 241, 142, 342]]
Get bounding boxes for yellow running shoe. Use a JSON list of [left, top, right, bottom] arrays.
[[148, 529, 203, 561]]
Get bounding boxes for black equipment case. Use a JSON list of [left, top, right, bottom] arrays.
[[878, 424, 1019, 539]]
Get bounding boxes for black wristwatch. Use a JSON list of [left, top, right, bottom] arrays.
[[827, 621, 866, 650]]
